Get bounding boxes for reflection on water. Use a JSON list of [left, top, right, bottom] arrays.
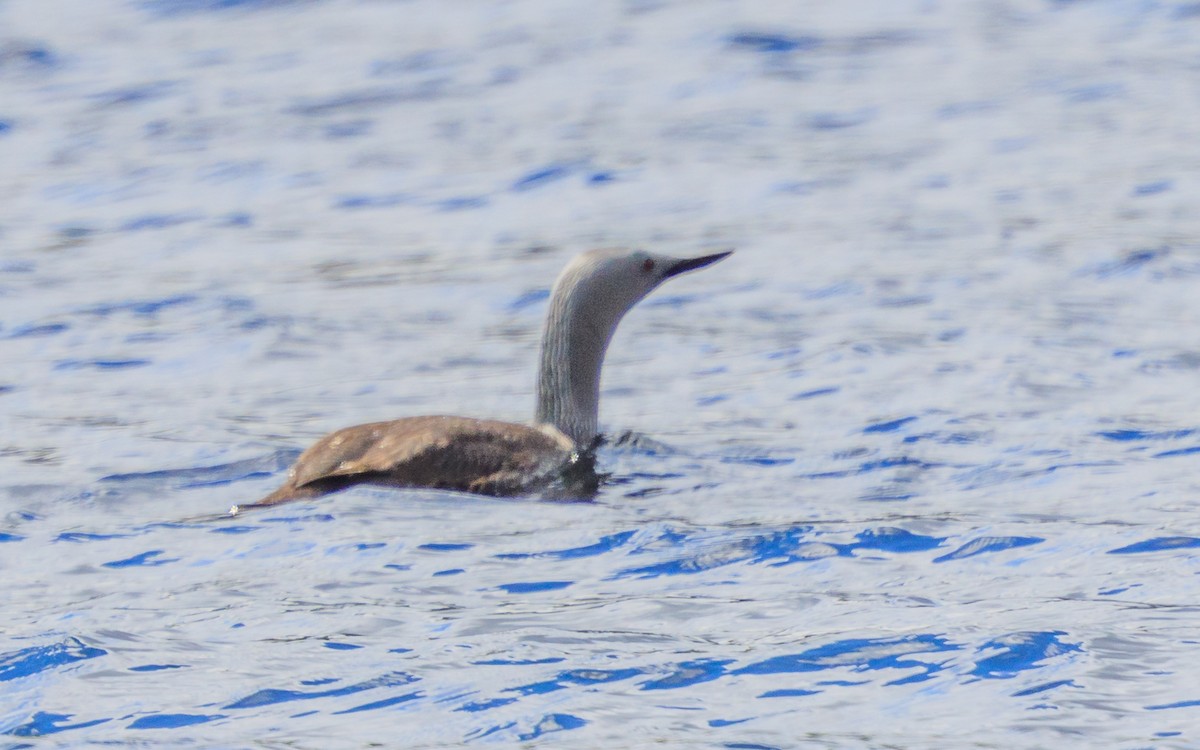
[[3, 0, 1200, 747]]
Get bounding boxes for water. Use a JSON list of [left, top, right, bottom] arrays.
[[3, 0, 1200, 746]]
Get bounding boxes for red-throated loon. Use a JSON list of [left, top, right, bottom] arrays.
[[241, 247, 730, 509]]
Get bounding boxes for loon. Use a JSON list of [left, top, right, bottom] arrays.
[[242, 247, 730, 509]]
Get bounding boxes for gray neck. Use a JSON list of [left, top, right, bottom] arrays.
[[534, 274, 617, 447]]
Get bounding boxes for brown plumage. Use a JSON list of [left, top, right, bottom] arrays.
[[245, 416, 581, 508]]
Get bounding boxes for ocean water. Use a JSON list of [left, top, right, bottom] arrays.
[[3, 0, 1200, 747]]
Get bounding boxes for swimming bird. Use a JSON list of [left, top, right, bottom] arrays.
[[242, 247, 731, 509]]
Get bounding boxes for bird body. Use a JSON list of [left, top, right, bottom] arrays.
[[252, 416, 579, 506], [244, 247, 729, 509]]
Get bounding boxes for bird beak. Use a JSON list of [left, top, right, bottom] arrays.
[[662, 250, 733, 279]]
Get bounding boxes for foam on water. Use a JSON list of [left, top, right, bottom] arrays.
[[3, 0, 1200, 747]]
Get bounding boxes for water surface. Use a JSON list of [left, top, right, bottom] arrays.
[[3, 0, 1200, 747]]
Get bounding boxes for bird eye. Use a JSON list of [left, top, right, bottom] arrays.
[[642, 259, 655, 273]]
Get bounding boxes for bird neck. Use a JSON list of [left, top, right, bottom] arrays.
[[534, 276, 618, 447]]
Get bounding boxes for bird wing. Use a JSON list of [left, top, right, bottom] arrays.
[[284, 415, 575, 495]]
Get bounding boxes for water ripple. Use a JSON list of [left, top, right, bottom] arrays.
[[0, 637, 106, 682]]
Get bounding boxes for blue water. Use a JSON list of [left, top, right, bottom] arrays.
[[3, 0, 1200, 747]]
